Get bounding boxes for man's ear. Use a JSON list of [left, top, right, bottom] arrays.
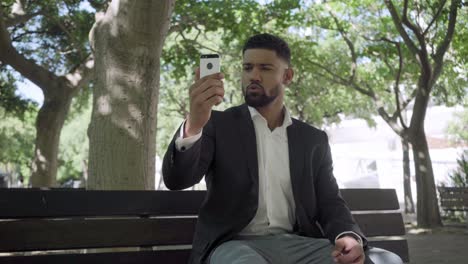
[[283, 67, 294, 86]]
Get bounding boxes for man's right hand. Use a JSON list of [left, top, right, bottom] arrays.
[[184, 68, 224, 138]]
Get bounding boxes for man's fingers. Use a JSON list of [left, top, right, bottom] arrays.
[[192, 86, 224, 108], [199, 86, 224, 102], [190, 78, 224, 98], [332, 241, 345, 257], [195, 67, 200, 81], [333, 245, 364, 264], [331, 249, 343, 258], [352, 254, 364, 264], [191, 72, 224, 91], [206, 95, 223, 108]]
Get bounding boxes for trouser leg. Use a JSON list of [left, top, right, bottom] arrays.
[[209, 240, 269, 264], [209, 234, 335, 264]]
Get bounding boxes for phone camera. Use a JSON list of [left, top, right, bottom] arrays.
[[207, 62, 213, 70]]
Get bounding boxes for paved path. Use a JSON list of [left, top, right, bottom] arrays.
[[406, 226, 468, 264]]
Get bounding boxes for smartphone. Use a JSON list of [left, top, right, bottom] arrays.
[[200, 54, 221, 78]]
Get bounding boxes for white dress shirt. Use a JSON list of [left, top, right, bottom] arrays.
[[175, 107, 362, 244]]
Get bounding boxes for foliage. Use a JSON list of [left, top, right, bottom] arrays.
[[448, 150, 468, 188], [0, 0, 99, 114], [0, 106, 36, 185], [57, 97, 91, 185], [441, 150, 468, 223], [156, 0, 374, 156], [0, 70, 37, 119], [446, 106, 468, 145]]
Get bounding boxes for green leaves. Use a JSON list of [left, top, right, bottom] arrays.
[[0, 106, 36, 182], [0, 70, 37, 119]]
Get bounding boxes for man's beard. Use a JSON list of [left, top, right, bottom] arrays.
[[243, 83, 280, 108]]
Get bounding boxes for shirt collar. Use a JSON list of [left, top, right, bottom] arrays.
[[247, 106, 293, 129]]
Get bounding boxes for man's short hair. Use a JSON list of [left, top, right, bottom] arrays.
[[242, 33, 291, 65]]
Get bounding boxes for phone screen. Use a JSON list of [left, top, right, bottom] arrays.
[[200, 54, 220, 78]]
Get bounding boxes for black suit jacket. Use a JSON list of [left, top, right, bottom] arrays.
[[163, 104, 366, 264]]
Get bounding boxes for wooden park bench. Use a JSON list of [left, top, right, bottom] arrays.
[[438, 186, 468, 226], [0, 188, 409, 263]]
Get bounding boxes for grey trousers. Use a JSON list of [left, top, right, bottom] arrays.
[[209, 234, 403, 264]]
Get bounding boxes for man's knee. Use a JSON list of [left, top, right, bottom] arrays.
[[366, 247, 404, 264], [209, 240, 268, 264]]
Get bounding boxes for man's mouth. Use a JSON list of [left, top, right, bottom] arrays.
[[247, 83, 263, 92]]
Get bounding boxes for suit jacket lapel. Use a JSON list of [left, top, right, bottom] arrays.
[[238, 105, 259, 186]]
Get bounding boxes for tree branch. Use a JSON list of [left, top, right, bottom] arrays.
[[50, 4, 87, 60], [402, 88, 417, 109], [393, 42, 408, 129], [5, 11, 42, 27], [423, 0, 448, 36], [179, 31, 220, 54], [431, 0, 460, 87], [0, 5, 58, 92], [402, 0, 421, 35], [167, 24, 182, 36], [66, 55, 95, 92], [401, 0, 429, 61], [329, 11, 357, 83], [384, 0, 420, 57], [11, 29, 50, 42]]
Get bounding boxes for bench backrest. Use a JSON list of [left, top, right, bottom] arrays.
[[0, 188, 408, 263], [438, 187, 468, 210]]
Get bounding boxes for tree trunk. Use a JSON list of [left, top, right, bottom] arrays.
[[30, 81, 74, 187], [411, 129, 442, 227], [87, 0, 175, 190], [402, 137, 415, 214]]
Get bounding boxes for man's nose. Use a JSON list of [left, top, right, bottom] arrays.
[[249, 68, 261, 82]]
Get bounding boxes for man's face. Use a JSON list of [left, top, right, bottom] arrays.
[[242, 49, 291, 108]]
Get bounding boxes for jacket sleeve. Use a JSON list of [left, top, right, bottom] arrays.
[[314, 131, 368, 248], [162, 118, 215, 190]]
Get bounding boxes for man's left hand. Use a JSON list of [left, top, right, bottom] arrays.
[[331, 236, 365, 264]]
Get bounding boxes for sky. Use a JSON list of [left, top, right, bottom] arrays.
[[16, 80, 43, 106]]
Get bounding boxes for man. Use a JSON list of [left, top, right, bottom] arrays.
[[163, 34, 403, 264]]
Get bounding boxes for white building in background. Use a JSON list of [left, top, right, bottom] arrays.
[[155, 105, 466, 203], [328, 105, 465, 205]]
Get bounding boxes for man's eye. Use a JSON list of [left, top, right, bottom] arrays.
[[262, 67, 272, 71], [243, 66, 252, 71]]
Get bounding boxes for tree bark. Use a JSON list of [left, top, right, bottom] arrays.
[[30, 81, 75, 187], [410, 129, 442, 227], [87, 0, 175, 190], [402, 137, 415, 214]]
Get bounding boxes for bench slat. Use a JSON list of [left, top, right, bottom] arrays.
[[0, 213, 403, 252], [340, 189, 400, 210], [353, 213, 405, 237], [0, 189, 400, 218], [439, 192, 468, 199], [438, 187, 468, 194], [0, 218, 196, 252], [0, 189, 206, 218], [440, 200, 468, 208], [0, 249, 191, 264]]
